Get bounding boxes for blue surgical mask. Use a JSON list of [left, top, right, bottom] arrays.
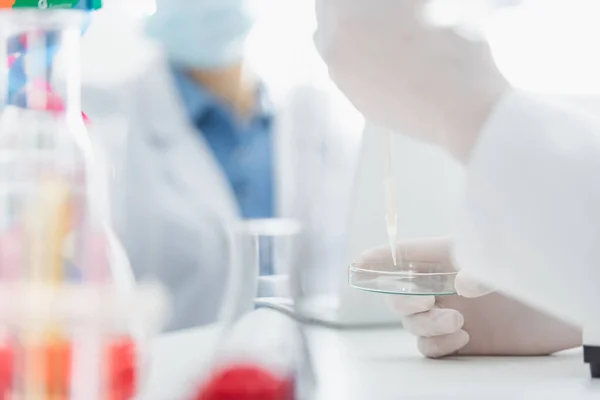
[[146, 0, 257, 69]]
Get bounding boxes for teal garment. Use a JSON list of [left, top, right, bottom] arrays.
[[170, 67, 275, 221]]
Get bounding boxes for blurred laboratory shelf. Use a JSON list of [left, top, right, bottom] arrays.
[[145, 310, 600, 400]]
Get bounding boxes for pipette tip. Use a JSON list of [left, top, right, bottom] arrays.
[[388, 234, 398, 267]]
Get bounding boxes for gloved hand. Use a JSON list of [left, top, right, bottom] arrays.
[[313, 0, 508, 162], [357, 238, 582, 358]]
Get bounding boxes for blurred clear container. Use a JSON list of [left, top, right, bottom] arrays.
[[0, 9, 167, 399], [349, 260, 457, 296], [215, 218, 303, 321]]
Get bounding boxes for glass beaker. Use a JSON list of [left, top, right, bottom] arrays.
[[194, 218, 310, 400], [221, 218, 302, 321], [0, 9, 167, 399]]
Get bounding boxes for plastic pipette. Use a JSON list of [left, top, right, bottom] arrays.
[[379, 127, 398, 266]]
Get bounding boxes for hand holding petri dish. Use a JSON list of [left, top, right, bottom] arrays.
[[349, 238, 458, 296]]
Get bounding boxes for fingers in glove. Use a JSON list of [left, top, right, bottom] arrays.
[[357, 237, 451, 266], [418, 330, 470, 359], [454, 272, 494, 298], [399, 237, 452, 263], [403, 308, 464, 337], [387, 295, 435, 316]]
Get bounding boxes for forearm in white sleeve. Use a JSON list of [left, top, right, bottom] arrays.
[[454, 90, 600, 327]]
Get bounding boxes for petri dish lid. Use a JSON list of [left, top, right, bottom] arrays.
[[348, 260, 457, 296]]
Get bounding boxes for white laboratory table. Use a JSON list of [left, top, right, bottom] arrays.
[[144, 311, 600, 400]]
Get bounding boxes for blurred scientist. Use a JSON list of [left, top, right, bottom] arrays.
[[315, 0, 600, 357], [86, 0, 361, 331]]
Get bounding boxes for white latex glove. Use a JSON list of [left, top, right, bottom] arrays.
[[356, 238, 582, 358], [314, 0, 508, 162]]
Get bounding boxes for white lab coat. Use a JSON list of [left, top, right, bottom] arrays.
[[454, 90, 600, 329], [83, 54, 363, 331]]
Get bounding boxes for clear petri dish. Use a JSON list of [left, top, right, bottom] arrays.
[[348, 260, 457, 296]]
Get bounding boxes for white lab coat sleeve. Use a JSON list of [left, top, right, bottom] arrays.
[[454, 90, 600, 327]]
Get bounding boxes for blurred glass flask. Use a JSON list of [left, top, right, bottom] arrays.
[[195, 218, 313, 400]]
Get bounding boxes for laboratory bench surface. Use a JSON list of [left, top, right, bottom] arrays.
[[144, 311, 600, 400]]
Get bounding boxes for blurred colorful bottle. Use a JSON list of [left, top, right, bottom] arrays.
[[0, 4, 167, 399]]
